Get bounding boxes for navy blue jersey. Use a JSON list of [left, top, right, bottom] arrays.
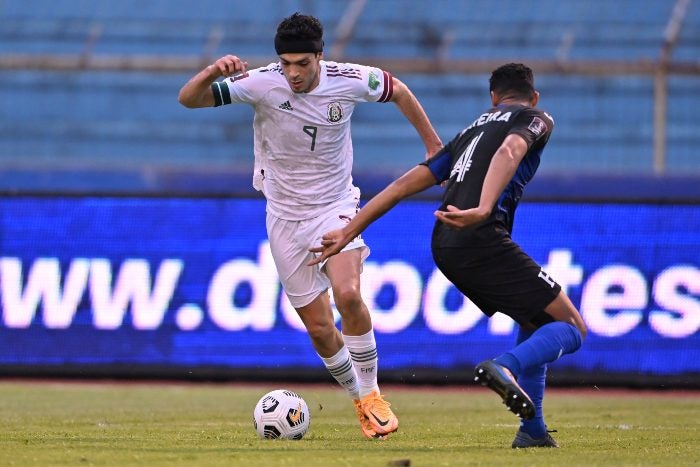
[[422, 104, 554, 247]]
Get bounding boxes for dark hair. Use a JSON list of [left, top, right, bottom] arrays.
[[276, 12, 323, 43], [489, 63, 535, 100]]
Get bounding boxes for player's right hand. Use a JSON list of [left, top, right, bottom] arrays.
[[210, 55, 248, 78], [307, 229, 348, 266]]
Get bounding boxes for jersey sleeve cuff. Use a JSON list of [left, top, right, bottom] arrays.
[[211, 80, 232, 107], [378, 70, 394, 103]]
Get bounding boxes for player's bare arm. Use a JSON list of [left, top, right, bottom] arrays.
[[178, 55, 248, 108], [390, 77, 443, 159], [308, 165, 437, 265], [435, 133, 529, 229]]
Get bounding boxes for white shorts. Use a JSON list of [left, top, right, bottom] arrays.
[[266, 186, 370, 309]]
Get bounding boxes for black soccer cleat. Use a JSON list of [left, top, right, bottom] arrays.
[[474, 360, 535, 420], [512, 429, 560, 448]]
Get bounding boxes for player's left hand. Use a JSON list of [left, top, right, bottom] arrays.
[[434, 205, 489, 229]]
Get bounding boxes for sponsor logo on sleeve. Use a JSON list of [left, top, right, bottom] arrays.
[[528, 116, 548, 137], [368, 71, 380, 90], [227, 72, 250, 82]]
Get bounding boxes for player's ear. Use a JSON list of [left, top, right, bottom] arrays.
[[490, 91, 499, 106], [531, 90, 540, 107]]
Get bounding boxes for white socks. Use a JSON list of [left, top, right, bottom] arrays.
[[343, 329, 380, 399], [320, 345, 360, 400]]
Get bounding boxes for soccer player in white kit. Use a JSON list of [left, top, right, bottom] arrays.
[[178, 12, 442, 439]]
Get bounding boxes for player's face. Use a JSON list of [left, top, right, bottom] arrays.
[[279, 52, 322, 93]]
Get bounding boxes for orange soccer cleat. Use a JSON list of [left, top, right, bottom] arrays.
[[359, 390, 399, 436], [353, 399, 387, 439]]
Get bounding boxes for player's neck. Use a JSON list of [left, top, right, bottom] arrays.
[[496, 98, 531, 107]]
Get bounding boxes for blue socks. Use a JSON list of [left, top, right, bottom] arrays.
[[494, 321, 582, 376], [493, 322, 583, 439], [511, 327, 547, 437]]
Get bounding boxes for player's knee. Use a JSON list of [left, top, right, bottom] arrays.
[[304, 319, 337, 343], [559, 314, 587, 341], [546, 292, 588, 340], [576, 319, 588, 340], [566, 307, 588, 340], [332, 286, 363, 313]]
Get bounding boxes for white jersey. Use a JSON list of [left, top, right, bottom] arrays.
[[213, 60, 394, 220]]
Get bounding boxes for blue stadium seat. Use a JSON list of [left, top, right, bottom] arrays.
[[0, 0, 697, 193]]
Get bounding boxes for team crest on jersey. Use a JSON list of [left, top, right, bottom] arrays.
[[327, 102, 343, 123]]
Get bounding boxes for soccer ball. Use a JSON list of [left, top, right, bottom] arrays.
[[253, 389, 310, 440]]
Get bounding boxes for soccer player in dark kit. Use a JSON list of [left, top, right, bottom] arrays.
[[309, 63, 588, 448]]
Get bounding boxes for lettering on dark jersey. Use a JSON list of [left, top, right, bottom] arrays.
[[449, 132, 483, 182], [466, 110, 512, 130]]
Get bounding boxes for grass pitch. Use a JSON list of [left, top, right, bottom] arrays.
[[0, 380, 698, 466]]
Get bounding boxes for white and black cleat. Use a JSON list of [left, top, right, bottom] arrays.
[[474, 360, 535, 420]]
